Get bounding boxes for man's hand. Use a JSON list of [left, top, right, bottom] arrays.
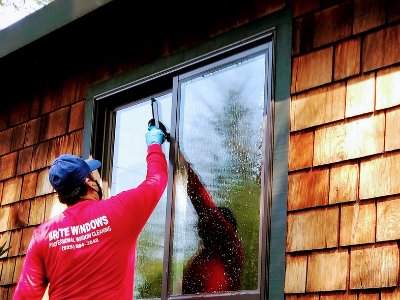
[[146, 126, 166, 146]]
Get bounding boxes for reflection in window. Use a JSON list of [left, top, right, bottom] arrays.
[[173, 54, 266, 294], [112, 93, 172, 299]]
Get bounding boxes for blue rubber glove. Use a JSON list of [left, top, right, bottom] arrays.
[[146, 126, 165, 146]]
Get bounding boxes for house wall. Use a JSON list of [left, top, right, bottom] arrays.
[[0, 0, 400, 299]]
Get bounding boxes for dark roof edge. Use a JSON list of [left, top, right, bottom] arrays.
[[0, 0, 113, 59]]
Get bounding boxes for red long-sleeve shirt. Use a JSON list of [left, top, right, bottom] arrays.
[[182, 164, 244, 294], [14, 144, 168, 300]]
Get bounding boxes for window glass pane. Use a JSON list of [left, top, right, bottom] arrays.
[[173, 54, 266, 294], [112, 93, 172, 299]]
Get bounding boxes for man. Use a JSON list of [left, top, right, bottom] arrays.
[[14, 126, 168, 300], [179, 154, 244, 294]]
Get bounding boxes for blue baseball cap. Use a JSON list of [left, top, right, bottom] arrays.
[[49, 154, 101, 196]]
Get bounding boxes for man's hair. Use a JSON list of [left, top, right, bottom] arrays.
[[57, 174, 94, 205]]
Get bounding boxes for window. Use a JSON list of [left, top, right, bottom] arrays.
[[85, 14, 291, 300]]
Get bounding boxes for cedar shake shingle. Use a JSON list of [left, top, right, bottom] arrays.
[[287, 207, 339, 252], [388, 0, 400, 23], [13, 256, 25, 283], [0, 128, 13, 156], [8, 285, 16, 300], [360, 291, 380, 300], [293, 0, 319, 18], [306, 249, 348, 292], [353, 0, 385, 34], [35, 168, 53, 197], [0, 152, 18, 181], [8, 201, 30, 230], [8, 230, 22, 257], [382, 288, 400, 300], [376, 65, 400, 110], [19, 226, 37, 255], [314, 113, 385, 166], [362, 24, 400, 72], [320, 0, 342, 7], [329, 161, 359, 204], [288, 167, 329, 211], [313, 1, 352, 48], [0, 106, 10, 131], [293, 15, 313, 56], [17, 147, 33, 176], [42, 107, 70, 141], [9, 96, 31, 127], [0, 231, 10, 258], [40, 82, 62, 115], [340, 200, 376, 246], [93, 63, 113, 85], [251, 0, 285, 19], [30, 91, 41, 120], [0, 257, 16, 285], [291, 47, 333, 93], [334, 37, 361, 81], [21, 172, 38, 200], [73, 129, 83, 157], [284, 253, 307, 293], [360, 152, 400, 199], [291, 81, 345, 131], [350, 243, 399, 289], [377, 196, 400, 242], [11, 123, 26, 152], [31, 141, 49, 171], [29, 197, 46, 225], [47, 134, 75, 166], [61, 76, 78, 107], [24, 117, 42, 147], [0, 206, 10, 232], [1, 177, 22, 205], [75, 70, 93, 102], [68, 100, 85, 132], [320, 291, 357, 300], [346, 73, 375, 118], [386, 106, 400, 152], [286, 295, 319, 300], [289, 130, 313, 171]]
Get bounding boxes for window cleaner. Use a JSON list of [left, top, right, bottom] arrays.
[[149, 98, 170, 142]]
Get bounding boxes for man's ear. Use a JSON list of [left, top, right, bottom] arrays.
[[85, 177, 93, 186]]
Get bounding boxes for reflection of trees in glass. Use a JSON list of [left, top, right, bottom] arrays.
[[183, 83, 262, 291]]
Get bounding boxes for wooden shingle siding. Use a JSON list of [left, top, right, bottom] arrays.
[[75, 70, 93, 102], [376, 65, 400, 110], [388, 0, 400, 23], [386, 106, 400, 152], [46, 134, 75, 166], [0, 152, 18, 181], [73, 129, 83, 157], [329, 161, 359, 204], [377, 196, 400, 242], [293, 0, 319, 18], [9, 96, 31, 128], [11, 123, 26, 152], [320, 291, 357, 300], [8, 230, 22, 257], [0, 258, 16, 285], [359, 291, 380, 300], [334, 37, 361, 81], [382, 288, 400, 300], [68, 100, 85, 132], [293, 15, 313, 56], [346, 73, 375, 118], [61, 76, 78, 107], [31, 141, 49, 171], [290, 82, 345, 132], [340, 200, 376, 246], [284, 253, 307, 293], [1, 177, 22, 205], [0, 129, 13, 156], [29, 197, 46, 226], [313, 1, 352, 48], [352, 0, 385, 34], [289, 129, 313, 171], [286, 294, 319, 300], [16, 147, 33, 176], [359, 152, 400, 199], [20, 172, 38, 200], [288, 167, 329, 211], [287, 207, 338, 252], [291, 47, 333, 93], [306, 249, 348, 292], [362, 24, 400, 73], [350, 243, 399, 289], [12, 256, 25, 284], [29, 92, 41, 120], [8, 201, 29, 230], [313, 112, 385, 166], [24, 117, 42, 148], [0, 207, 11, 232], [19, 226, 37, 255], [42, 107, 70, 141], [35, 168, 53, 197]]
